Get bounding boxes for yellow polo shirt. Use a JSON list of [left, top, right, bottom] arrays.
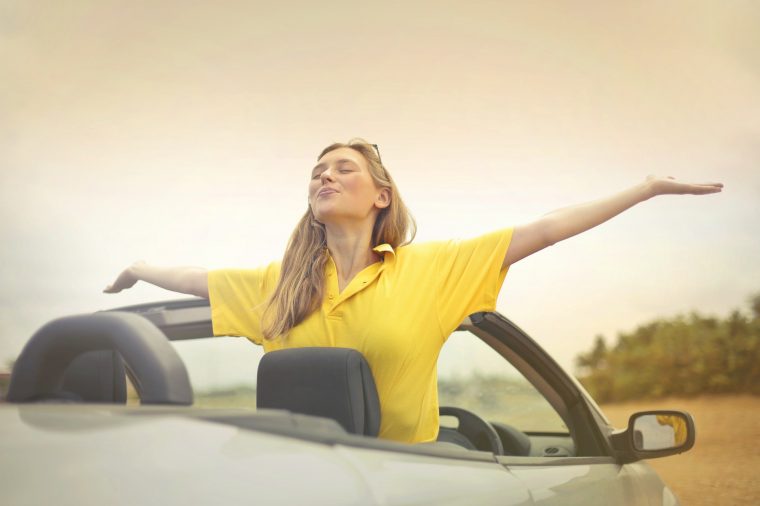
[[208, 227, 513, 444]]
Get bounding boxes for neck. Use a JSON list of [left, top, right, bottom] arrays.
[[324, 221, 381, 289]]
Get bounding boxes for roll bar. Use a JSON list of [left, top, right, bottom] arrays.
[[7, 312, 193, 405]]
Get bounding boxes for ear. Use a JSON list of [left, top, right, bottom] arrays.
[[375, 187, 391, 209]]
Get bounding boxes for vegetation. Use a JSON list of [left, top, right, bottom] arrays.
[[192, 386, 257, 408], [576, 293, 760, 402]]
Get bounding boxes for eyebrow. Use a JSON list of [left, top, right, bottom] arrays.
[[311, 158, 359, 175]]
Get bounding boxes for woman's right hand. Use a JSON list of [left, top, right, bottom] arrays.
[[103, 261, 144, 293], [103, 261, 209, 298]]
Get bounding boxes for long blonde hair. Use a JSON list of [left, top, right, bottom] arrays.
[[261, 139, 416, 340]]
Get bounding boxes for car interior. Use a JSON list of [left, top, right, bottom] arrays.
[[6, 300, 611, 461]]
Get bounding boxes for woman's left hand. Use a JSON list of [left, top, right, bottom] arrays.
[[645, 175, 723, 197]]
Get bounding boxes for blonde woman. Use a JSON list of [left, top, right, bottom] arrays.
[[105, 138, 722, 444]]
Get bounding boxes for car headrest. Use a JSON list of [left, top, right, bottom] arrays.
[[56, 350, 127, 403], [31, 350, 127, 404], [12, 351, 127, 404], [256, 347, 381, 437]]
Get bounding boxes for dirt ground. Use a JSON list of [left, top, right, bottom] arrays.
[[600, 395, 760, 505]]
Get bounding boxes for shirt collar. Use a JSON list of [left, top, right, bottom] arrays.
[[324, 244, 395, 262], [372, 243, 394, 255], [372, 243, 396, 262]]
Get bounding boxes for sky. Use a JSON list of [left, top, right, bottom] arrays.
[[2, 0, 759, 379]]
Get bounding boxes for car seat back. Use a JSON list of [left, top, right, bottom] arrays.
[[60, 350, 127, 403], [256, 347, 381, 437]]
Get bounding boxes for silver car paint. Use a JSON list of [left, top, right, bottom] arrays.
[[2, 405, 535, 506], [1, 404, 678, 506]]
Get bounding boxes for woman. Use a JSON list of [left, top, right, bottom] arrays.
[[105, 138, 722, 444]]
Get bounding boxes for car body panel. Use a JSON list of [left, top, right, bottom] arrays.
[[1, 403, 679, 506], [333, 445, 532, 505], [2, 405, 535, 506], [2, 405, 374, 505], [505, 461, 649, 505]]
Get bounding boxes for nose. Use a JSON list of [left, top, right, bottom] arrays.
[[320, 167, 335, 183]]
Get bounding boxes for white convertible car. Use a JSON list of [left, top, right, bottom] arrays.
[[2, 298, 694, 505]]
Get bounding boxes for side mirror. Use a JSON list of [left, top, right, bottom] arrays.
[[611, 410, 695, 463]]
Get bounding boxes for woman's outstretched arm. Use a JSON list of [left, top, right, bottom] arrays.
[[104, 261, 209, 298], [503, 176, 723, 267]]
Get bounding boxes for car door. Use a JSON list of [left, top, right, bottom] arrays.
[[500, 458, 652, 505], [438, 324, 658, 505]]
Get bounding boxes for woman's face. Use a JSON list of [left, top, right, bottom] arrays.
[[308, 147, 390, 226]]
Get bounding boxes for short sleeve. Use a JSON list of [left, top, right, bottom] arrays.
[[434, 228, 513, 334], [207, 262, 280, 345]]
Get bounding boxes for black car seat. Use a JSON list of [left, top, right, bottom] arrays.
[[256, 347, 381, 437], [58, 350, 127, 403], [8, 350, 126, 404]]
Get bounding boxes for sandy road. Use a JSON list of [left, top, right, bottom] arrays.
[[600, 395, 760, 506]]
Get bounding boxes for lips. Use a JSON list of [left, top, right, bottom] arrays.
[[317, 187, 338, 198]]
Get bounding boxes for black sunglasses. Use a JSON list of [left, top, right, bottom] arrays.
[[371, 143, 383, 165]]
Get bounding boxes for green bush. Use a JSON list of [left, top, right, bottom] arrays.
[[576, 293, 760, 402]]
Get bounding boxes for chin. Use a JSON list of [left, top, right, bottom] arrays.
[[312, 203, 342, 224]]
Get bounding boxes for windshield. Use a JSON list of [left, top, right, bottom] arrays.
[[161, 329, 567, 435]]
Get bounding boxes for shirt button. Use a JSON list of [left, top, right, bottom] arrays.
[[328, 294, 335, 300]]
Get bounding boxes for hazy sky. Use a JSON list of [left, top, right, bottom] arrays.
[[2, 0, 759, 377]]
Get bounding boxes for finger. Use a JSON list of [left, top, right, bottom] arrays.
[[690, 185, 723, 194], [674, 181, 723, 191]]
